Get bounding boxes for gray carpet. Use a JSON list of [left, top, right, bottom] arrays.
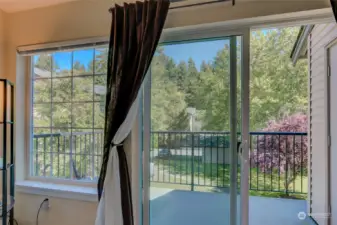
[[150, 188, 315, 225]]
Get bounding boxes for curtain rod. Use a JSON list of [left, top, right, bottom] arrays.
[[108, 0, 233, 12], [169, 0, 232, 10]]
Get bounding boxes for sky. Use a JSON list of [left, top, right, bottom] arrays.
[[34, 49, 97, 71], [34, 29, 278, 71], [35, 39, 229, 71], [163, 39, 229, 69]]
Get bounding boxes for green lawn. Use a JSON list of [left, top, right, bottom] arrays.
[[152, 158, 307, 199]]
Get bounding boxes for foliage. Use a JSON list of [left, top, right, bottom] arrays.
[[250, 113, 308, 195], [151, 49, 189, 131], [250, 28, 308, 130], [33, 50, 106, 179], [151, 27, 307, 132], [32, 27, 309, 181]]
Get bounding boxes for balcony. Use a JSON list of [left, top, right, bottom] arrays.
[[33, 130, 312, 225]]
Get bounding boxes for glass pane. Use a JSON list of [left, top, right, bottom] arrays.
[[94, 48, 108, 74], [33, 128, 51, 135], [94, 102, 105, 128], [94, 75, 107, 101], [72, 103, 94, 128], [52, 52, 72, 77], [32, 128, 52, 177], [33, 79, 51, 103], [73, 77, 93, 102], [33, 104, 51, 127], [31, 47, 108, 181], [50, 128, 71, 179], [73, 49, 94, 76], [148, 38, 238, 225], [52, 103, 71, 128], [33, 54, 52, 77], [70, 129, 94, 180], [52, 78, 72, 102]]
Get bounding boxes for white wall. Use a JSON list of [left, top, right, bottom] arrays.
[[16, 194, 97, 225], [0, 0, 331, 224], [308, 22, 337, 225], [0, 8, 6, 77], [328, 40, 337, 225]]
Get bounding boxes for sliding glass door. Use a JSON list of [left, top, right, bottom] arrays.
[[142, 30, 250, 225]]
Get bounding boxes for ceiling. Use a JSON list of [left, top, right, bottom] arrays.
[[0, 0, 81, 12], [0, 0, 226, 13]]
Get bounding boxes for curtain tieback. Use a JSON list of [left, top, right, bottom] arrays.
[[111, 142, 123, 147]]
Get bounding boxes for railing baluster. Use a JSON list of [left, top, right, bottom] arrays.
[[264, 134, 266, 191], [202, 134, 207, 186], [180, 132, 183, 184], [50, 135, 53, 177], [168, 133, 171, 183], [63, 136, 66, 177], [278, 134, 281, 192], [31, 130, 307, 195], [256, 135, 259, 191], [285, 135, 288, 194], [157, 132, 159, 183], [74, 135, 77, 179], [91, 133, 94, 179], [43, 137, 46, 177], [173, 133, 177, 183], [191, 132, 195, 191], [210, 133, 213, 187], [84, 134, 87, 179], [35, 137, 39, 176], [216, 134, 219, 188], [78, 135, 84, 178], [197, 133, 200, 187], [301, 135, 303, 193], [271, 135, 273, 191], [57, 136, 60, 178], [293, 135, 295, 193], [223, 134, 225, 188], [185, 133, 188, 185], [249, 134, 252, 190], [161, 133, 164, 182]]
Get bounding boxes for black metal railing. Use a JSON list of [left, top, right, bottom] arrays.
[[32, 130, 308, 195], [150, 131, 308, 194], [32, 131, 104, 180]]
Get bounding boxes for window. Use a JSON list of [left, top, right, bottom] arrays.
[[30, 47, 108, 181]]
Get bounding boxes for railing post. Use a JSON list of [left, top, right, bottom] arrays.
[[191, 132, 195, 191]]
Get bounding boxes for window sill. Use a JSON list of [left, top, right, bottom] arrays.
[[16, 181, 97, 202]]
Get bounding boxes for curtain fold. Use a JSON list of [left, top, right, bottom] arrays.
[[96, 1, 170, 225]]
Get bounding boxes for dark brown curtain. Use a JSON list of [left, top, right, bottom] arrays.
[[97, 0, 169, 224], [332, 0, 337, 22]]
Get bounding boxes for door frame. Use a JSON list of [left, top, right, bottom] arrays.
[[325, 37, 337, 225], [141, 29, 250, 225], [131, 9, 334, 225]]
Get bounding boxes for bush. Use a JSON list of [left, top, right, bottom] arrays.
[[250, 113, 308, 195]]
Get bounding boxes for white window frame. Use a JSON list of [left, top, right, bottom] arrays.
[[137, 8, 334, 225], [14, 6, 333, 207], [141, 28, 250, 225], [25, 47, 110, 186]]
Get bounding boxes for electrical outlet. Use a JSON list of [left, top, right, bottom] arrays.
[[42, 198, 50, 209]]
